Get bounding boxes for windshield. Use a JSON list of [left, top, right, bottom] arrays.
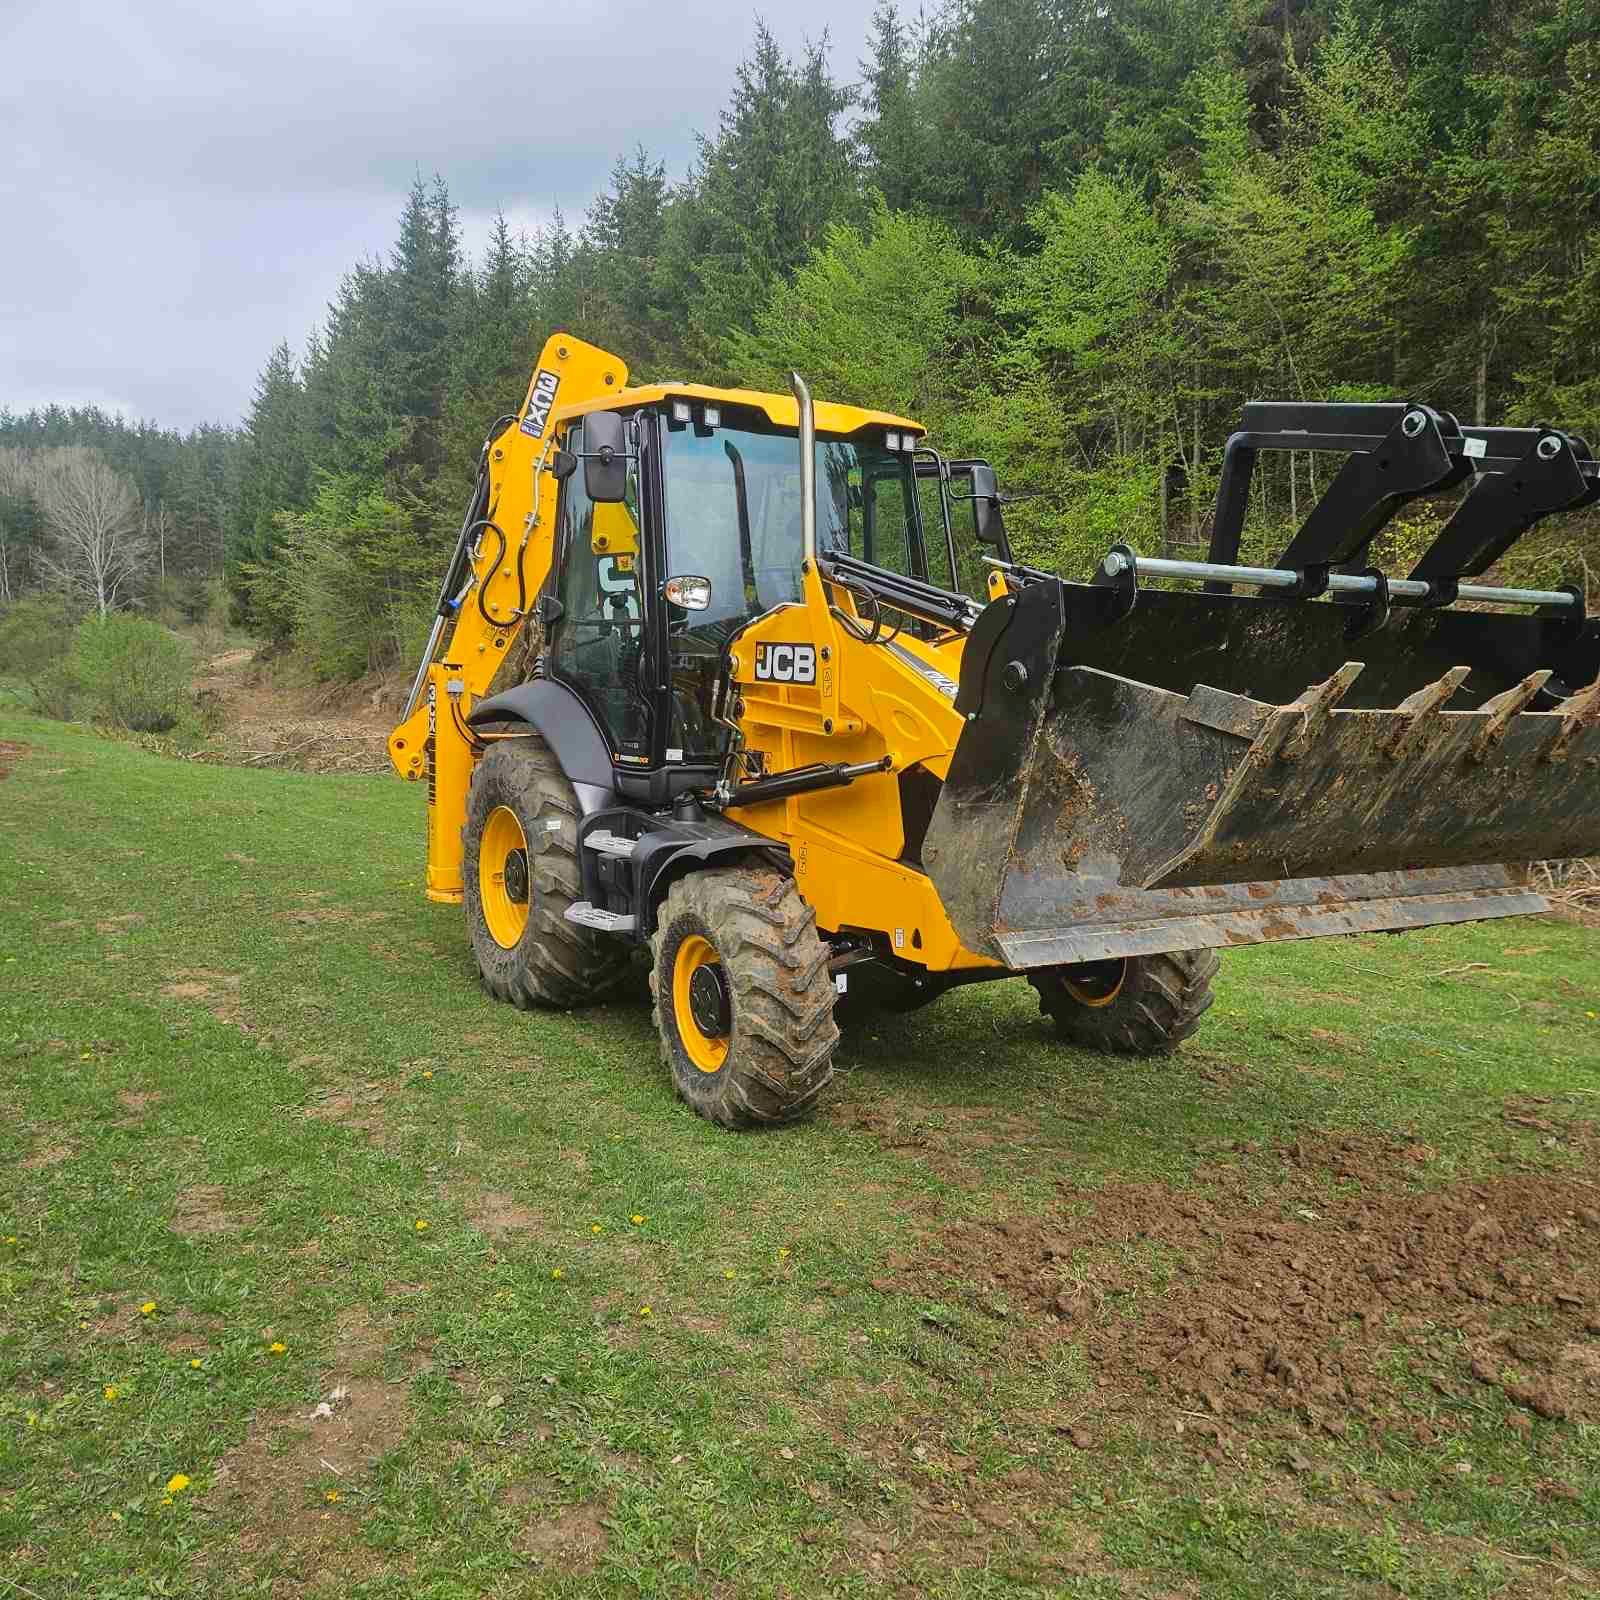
[[662, 420, 924, 639], [660, 416, 926, 763]]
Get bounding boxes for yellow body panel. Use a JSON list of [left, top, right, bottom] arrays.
[[387, 334, 629, 901], [724, 602, 1001, 972], [389, 330, 999, 971]]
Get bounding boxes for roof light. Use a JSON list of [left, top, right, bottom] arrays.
[[671, 400, 692, 424], [702, 405, 720, 429], [886, 431, 901, 452]]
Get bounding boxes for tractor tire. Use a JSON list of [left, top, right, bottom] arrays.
[[1028, 950, 1220, 1056], [463, 739, 630, 1009], [650, 866, 838, 1129]]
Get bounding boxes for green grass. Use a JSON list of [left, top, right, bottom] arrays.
[[2, 712, 1598, 1599]]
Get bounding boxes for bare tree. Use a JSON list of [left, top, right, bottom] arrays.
[[33, 448, 149, 618]]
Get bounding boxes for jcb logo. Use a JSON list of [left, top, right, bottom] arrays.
[[520, 369, 561, 438], [754, 643, 816, 684]]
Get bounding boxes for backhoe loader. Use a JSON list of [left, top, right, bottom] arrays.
[[389, 333, 1600, 1127]]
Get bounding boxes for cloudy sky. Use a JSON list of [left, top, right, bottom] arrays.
[[1, 0, 868, 432]]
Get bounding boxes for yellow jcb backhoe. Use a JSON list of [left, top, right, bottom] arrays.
[[389, 333, 1600, 1127]]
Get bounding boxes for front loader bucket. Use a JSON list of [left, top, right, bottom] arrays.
[[922, 577, 1600, 968]]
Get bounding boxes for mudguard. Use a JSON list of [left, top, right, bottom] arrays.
[[468, 679, 615, 814]]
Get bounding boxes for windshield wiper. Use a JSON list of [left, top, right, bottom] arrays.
[[722, 440, 760, 612]]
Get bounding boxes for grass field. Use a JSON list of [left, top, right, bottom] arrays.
[[3, 712, 1599, 1600]]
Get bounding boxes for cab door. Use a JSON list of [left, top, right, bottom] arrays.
[[544, 416, 653, 763]]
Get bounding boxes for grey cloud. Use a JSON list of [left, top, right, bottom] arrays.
[[1, 0, 869, 429]]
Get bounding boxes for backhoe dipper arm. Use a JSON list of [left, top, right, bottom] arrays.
[[387, 335, 630, 902]]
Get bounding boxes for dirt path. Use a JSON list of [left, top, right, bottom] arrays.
[[196, 647, 400, 773]]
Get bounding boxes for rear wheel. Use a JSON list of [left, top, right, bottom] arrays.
[[463, 740, 630, 1008], [1028, 950, 1219, 1055], [650, 867, 838, 1128]]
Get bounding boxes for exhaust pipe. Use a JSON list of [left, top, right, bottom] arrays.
[[790, 371, 816, 566]]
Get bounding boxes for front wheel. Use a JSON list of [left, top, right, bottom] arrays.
[[462, 740, 631, 1008], [650, 867, 838, 1129], [1028, 950, 1220, 1056]]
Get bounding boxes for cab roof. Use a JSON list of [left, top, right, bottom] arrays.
[[552, 381, 923, 439]]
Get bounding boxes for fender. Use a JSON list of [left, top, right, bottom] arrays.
[[638, 834, 793, 936], [469, 679, 615, 815]]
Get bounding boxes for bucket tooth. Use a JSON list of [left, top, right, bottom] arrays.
[[1542, 677, 1600, 763], [1469, 670, 1552, 761], [1384, 665, 1471, 758], [1274, 661, 1365, 760]]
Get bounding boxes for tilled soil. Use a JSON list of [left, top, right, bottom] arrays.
[[886, 1122, 1600, 1439]]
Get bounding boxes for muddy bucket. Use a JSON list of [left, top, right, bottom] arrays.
[[921, 576, 1599, 967]]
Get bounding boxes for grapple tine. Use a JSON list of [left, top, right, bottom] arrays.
[[1470, 670, 1552, 761], [1543, 676, 1600, 763], [922, 569, 1600, 970], [1384, 665, 1472, 757], [1273, 661, 1365, 760]]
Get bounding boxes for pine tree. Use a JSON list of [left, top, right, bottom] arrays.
[[855, 3, 926, 209]]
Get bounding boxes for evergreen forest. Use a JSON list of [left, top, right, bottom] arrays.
[[4, 0, 1597, 678]]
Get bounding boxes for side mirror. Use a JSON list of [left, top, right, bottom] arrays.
[[663, 574, 713, 611], [968, 463, 1003, 546], [583, 411, 628, 503]]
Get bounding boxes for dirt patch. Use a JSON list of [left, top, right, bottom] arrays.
[[301, 1085, 388, 1140], [885, 1126, 1600, 1438], [118, 1090, 163, 1114], [21, 1142, 71, 1171], [467, 1190, 542, 1240], [94, 914, 145, 936], [171, 1185, 241, 1238], [0, 740, 28, 779], [161, 981, 211, 1000], [208, 1308, 413, 1566], [513, 1502, 610, 1572], [195, 650, 398, 775]]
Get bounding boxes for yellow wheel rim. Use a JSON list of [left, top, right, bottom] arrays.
[[1062, 958, 1127, 1009], [673, 934, 730, 1073], [479, 805, 531, 950]]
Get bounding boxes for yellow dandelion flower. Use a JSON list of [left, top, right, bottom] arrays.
[[414, 1220, 429, 1233], [638, 1304, 652, 1317], [325, 1489, 342, 1503], [723, 1269, 735, 1280], [268, 1341, 287, 1355], [103, 1385, 119, 1401], [166, 1473, 190, 1495], [422, 1070, 433, 1079], [590, 1224, 602, 1235], [189, 1359, 202, 1370], [4, 1236, 15, 1245], [631, 1214, 645, 1225], [111, 1511, 122, 1523], [551, 1268, 564, 1280], [140, 1302, 157, 1316], [778, 1248, 791, 1261], [26, 1413, 38, 1427], [161, 1496, 173, 1507]]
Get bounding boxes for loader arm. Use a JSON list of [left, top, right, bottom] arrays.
[[387, 335, 629, 902]]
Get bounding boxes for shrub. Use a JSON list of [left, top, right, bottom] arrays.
[[147, 574, 218, 627], [69, 615, 194, 732], [0, 595, 81, 718]]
